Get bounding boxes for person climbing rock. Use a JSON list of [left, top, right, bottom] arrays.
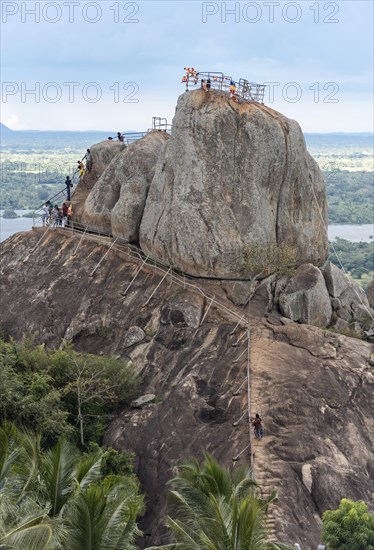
[[251, 414, 264, 439], [65, 176, 73, 201], [85, 149, 92, 172], [77, 161, 85, 178]]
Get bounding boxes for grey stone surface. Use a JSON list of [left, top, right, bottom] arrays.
[[131, 394, 156, 408], [221, 280, 253, 306], [140, 90, 328, 278], [279, 264, 332, 327], [280, 317, 295, 325], [81, 131, 169, 238], [160, 293, 204, 328], [323, 262, 371, 319], [123, 326, 146, 348], [334, 317, 351, 334], [90, 140, 126, 180], [323, 262, 349, 298]]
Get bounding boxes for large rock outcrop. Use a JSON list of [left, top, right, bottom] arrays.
[[80, 131, 169, 239], [73, 90, 328, 279], [139, 90, 328, 278]]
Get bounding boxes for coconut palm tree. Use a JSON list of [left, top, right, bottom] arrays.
[[150, 453, 291, 550], [0, 425, 143, 550], [63, 477, 143, 550]]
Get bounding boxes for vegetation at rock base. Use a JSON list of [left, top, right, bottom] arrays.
[[321, 498, 374, 550], [149, 453, 292, 550], [329, 238, 374, 290], [0, 424, 143, 550], [0, 337, 139, 446], [240, 241, 297, 302]]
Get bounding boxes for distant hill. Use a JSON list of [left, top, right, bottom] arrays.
[[0, 123, 14, 134]]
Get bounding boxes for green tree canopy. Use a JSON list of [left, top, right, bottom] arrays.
[[322, 498, 374, 550], [0, 337, 138, 446]]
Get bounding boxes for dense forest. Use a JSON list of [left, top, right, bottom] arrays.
[[325, 170, 373, 224]]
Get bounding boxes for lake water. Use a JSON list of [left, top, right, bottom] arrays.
[[0, 210, 34, 242], [1, 213, 373, 244], [328, 224, 373, 243]]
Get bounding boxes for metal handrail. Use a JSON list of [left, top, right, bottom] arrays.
[[182, 71, 266, 103], [152, 117, 172, 133]]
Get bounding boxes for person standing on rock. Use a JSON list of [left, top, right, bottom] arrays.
[[65, 176, 73, 201], [52, 205, 60, 228], [62, 202, 68, 227], [117, 132, 124, 142], [251, 414, 264, 439], [206, 78, 211, 90], [67, 203, 73, 227], [230, 80, 237, 99]]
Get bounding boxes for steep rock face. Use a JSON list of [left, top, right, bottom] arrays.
[[250, 318, 373, 550], [79, 132, 169, 239], [90, 140, 126, 179], [1, 230, 372, 550], [140, 90, 328, 278], [72, 140, 126, 222]]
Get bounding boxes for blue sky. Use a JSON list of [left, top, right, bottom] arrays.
[[1, 0, 373, 131]]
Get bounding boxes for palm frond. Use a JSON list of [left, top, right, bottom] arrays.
[[0, 513, 64, 550], [42, 438, 77, 516], [74, 451, 103, 490]]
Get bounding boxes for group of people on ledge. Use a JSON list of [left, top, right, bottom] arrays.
[[41, 200, 73, 228], [182, 67, 241, 101], [108, 132, 125, 142]]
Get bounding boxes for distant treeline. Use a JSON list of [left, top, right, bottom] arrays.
[[326, 169, 373, 224]]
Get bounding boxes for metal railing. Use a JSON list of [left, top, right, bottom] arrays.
[[123, 131, 148, 144], [182, 70, 266, 103], [151, 116, 172, 133]]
